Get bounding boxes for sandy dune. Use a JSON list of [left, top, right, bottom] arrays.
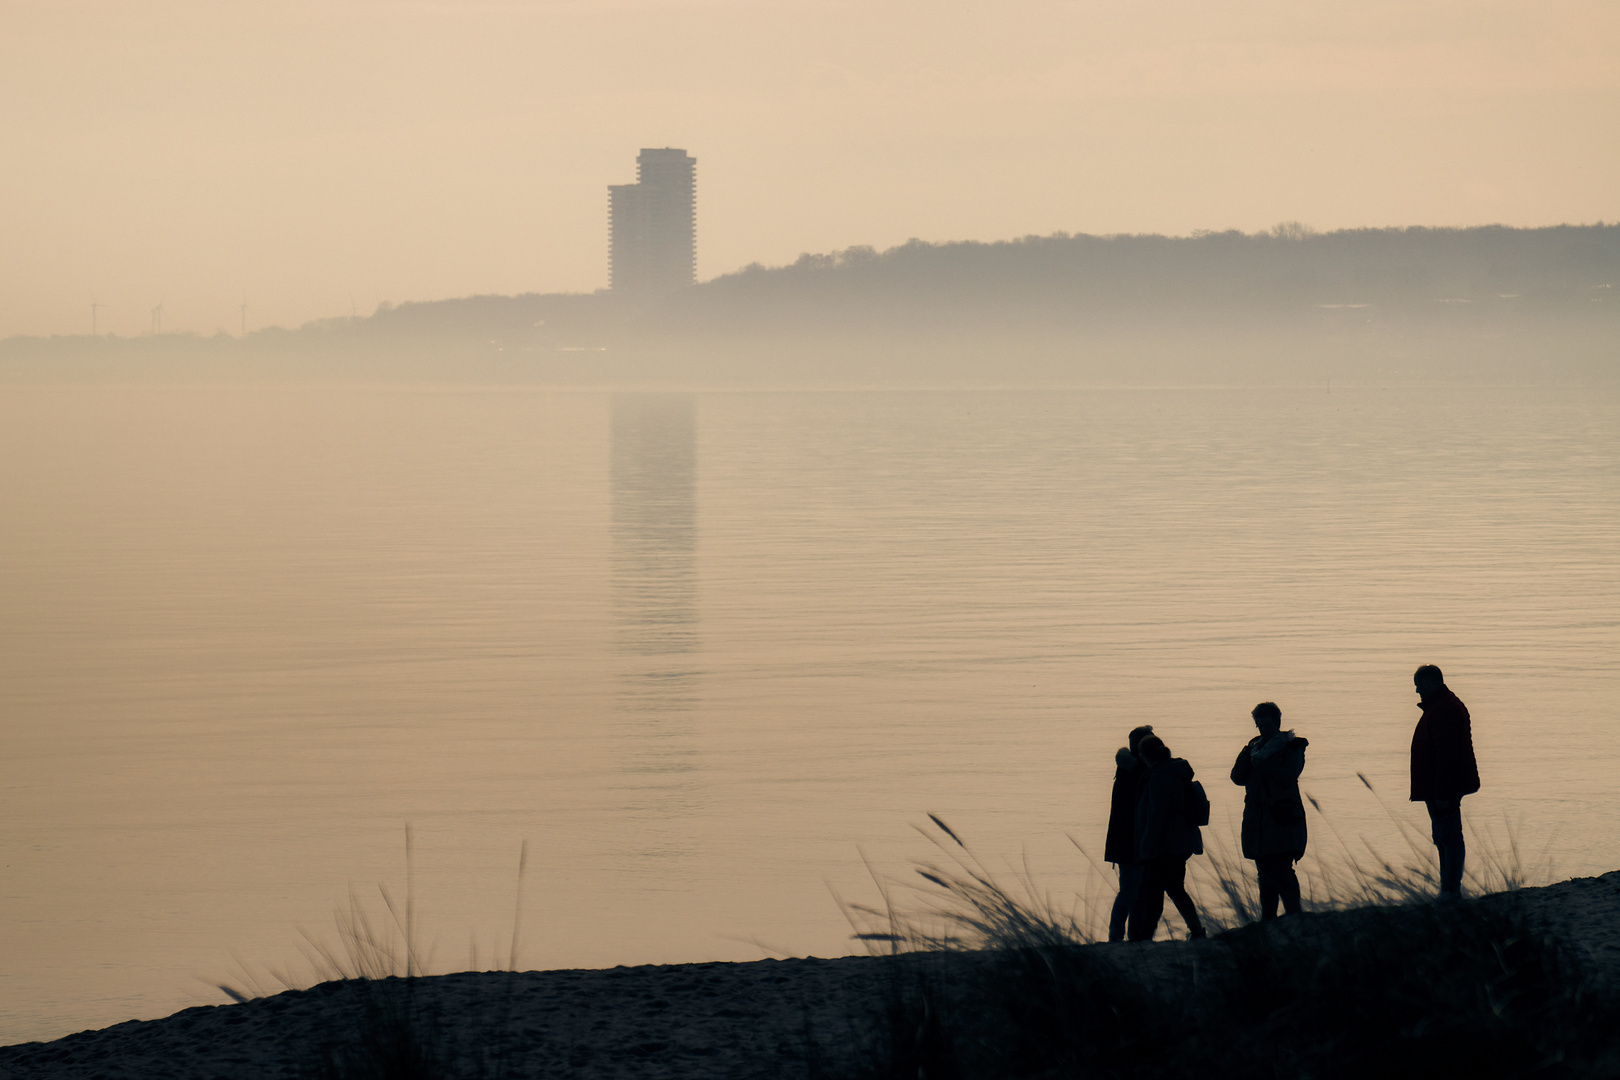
[[5, 870, 1619, 1080]]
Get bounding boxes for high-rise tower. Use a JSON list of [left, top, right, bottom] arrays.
[[609, 148, 696, 298]]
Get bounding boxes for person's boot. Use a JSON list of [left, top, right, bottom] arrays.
[[1438, 846, 1465, 901]]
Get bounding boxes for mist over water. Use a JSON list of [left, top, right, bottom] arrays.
[[2, 380, 1617, 1044]]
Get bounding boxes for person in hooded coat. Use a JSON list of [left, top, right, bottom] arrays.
[[1104, 724, 1156, 942], [1126, 734, 1206, 942], [1230, 701, 1308, 920], [1410, 664, 1480, 899]]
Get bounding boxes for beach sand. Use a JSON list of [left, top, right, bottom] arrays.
[[5, 870, 1619, 1080]]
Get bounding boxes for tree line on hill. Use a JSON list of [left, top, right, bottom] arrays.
[[5, 224, 1616, 383], [683, 222, 1619, 322]]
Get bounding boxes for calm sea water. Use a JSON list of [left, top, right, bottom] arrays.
[[2, 382, 1617, 1043]]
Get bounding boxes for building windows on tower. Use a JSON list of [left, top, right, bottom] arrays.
[[609, 148, 696, 298]]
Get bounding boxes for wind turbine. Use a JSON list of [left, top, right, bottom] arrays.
[[239, 296, 249, 337], [91, 296, 107, 335], [150, 299, 164, 336]]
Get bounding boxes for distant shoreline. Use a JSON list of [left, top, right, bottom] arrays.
[[5, 224, 1616, 387]]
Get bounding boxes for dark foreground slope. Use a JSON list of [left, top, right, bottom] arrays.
[[4, 871, 1620, 1080], [0, 956, 895, 1080]]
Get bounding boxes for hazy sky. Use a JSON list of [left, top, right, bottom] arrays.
[[4, 0, 1617, 338]]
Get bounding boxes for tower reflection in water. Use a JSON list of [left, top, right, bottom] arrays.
[[609, 393, 702, 857]]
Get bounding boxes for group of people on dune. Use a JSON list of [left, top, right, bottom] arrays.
[[1105, 664, 1482, 942]]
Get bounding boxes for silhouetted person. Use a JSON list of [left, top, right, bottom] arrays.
[[1230, 702, 1308, 920], [1127, 735, 1207, 941], [1410, 664, 1480, 899], [1105, 724, 1156, 942]]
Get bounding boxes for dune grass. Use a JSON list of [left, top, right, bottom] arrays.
[[224, 800, 1596, 1079], [217, 826, 532, 1080], [843, 776, 1551, 950], [831, 808, 1614, 1080]]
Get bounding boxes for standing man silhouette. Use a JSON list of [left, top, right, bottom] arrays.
[[1410, 664, 1480, 899]]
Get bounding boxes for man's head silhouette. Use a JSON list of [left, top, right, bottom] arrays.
[[1414, 664, 1445, 700]]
